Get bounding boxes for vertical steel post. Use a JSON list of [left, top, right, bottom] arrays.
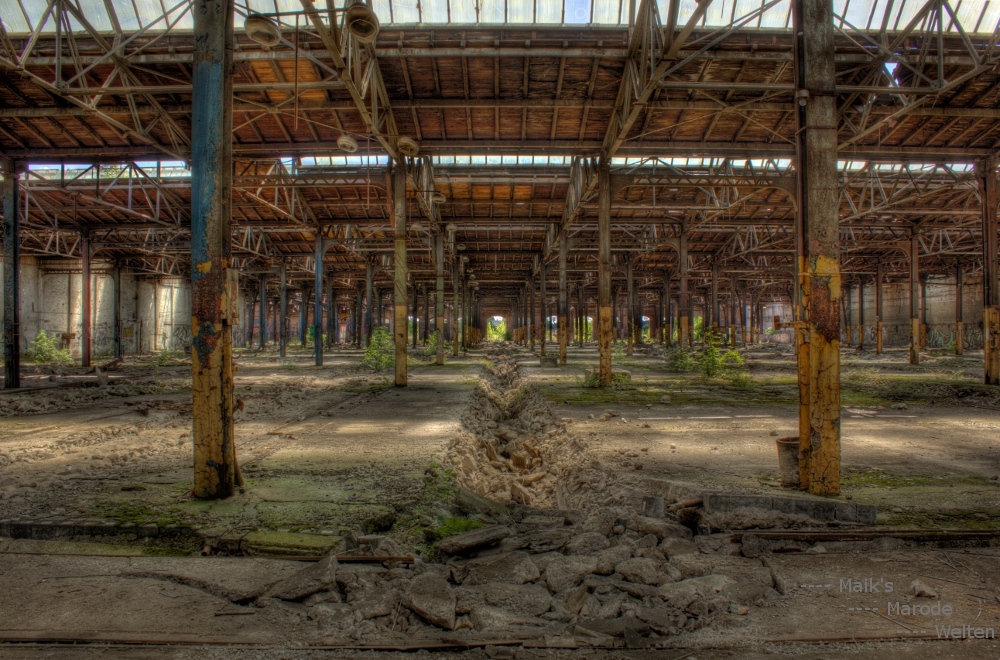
[[278, 263, 287, 358], [2, 168, 20, 388], [299, 285, 309, 347], [539, 262, 548, 357], [577, 283, 585, 347], [435, 231, 445, 364], [190, 0, 237, 499], [794, 0, 841, 495], [326, 281, 335, 348], [909, 231, 920, 365], [393, 165, 408, 386], [626, 262, 634, 355], [411, 283, 418, 349], [364, 261, 374, 347], [314, 236, 325, 366], [857, 281, 865, 350], [980, 158, 1000, 384], [679, 234, 690, 349], [710, 262, 720, 332], [955, 263, 964, 355], [875, 265, 884, 354], [113, 262, 122, 359], [558, 233, 568, 365], [81, 234, 92, 368], [597, 165, 612, 384], [258, 277, 267, 348], [529, 275, 536, 350], [920, 273, 928, 348], [452, 262, 460, 356], [356, 286, 363, 347]]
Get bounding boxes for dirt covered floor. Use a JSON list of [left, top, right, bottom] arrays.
[[0, 340, 999, 658]]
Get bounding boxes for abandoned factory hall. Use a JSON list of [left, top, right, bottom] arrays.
[[1, 0, 1000, 657]]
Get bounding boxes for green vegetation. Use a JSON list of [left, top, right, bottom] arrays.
[[156, 347, 174, 367], [423, 331, 451, 357], [696, 330, 744, 379], [362, 326, 395, 371], [665, 344, 696, 372], [486, 317, 510, 341], [435, 516, 484, 538], [582, 369, 633, 388], [28, 330, 73, 366]]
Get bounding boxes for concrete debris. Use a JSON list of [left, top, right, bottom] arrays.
[[406, 573, 457, 630], [436, 525, 511, 555], [911, 579, 938, 598], [265, 554, 339, 601]]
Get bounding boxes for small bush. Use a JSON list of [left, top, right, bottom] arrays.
[[28, 330, 73, 366], [697, 330, 745, 378], [582, 369, 633, 389], [728, 372, 755, 390], [665, 344, 695, 372], [363, 326, 395, 371], [612, 340, 626, 362], [156, 347, 173, 367], [423, 331, 452, 357]]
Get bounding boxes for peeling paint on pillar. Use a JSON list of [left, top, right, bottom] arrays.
[[190, 0, 237, 499]]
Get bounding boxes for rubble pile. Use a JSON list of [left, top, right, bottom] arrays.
[[252, 514, 776, 646], [444, 356, 646, 510]]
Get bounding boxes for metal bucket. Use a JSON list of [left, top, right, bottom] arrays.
[[775, 437, 800, 487]]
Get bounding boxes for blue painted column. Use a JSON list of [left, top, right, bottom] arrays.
[[190, 0, 237, 498]]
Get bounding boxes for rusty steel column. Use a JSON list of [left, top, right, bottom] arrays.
[[452, 262, 460, 356], [364, 261, 374, 347], [190, 0, 238, 499], [2, 168, 20, 389], [558, 233, 568, 365], [710, 262, 720, 333], [435, 231, 445, 364], [955, 262, 964, 355], [326, 281, 335, 348], [411, 283, 419, 349], [422, 284, 430, 345], [392, 165, 408, 386], [875, 265, 884, 355], [857, 281, 865, 350], [81, 233, 92, 368], [577, 282, 585, 347], [678, 234, 690, 349], [843, 284, 852, 347], [909, 231, 921, 365], [539, 263, 548, 356], [981, 158, 1000, 384], [626, 262, 634, 356], [794, 0, 841, 496], [299, 285, 309, 347], [314, 235, 327, 366], [920, 273, 929, 348], [258, 277, 268, 349], [113, 262, 122, 359], [529, 275, 536, 350], [597, 166, 612, 385], [278, 263, 287, 358]]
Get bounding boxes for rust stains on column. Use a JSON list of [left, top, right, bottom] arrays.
[[81, 233, 92, 368], [794, 0, 841, 496], [392, 165, 408, 387], [909, 231, 920, 365], [539, 262, 548, 357], [979, 158, 999, 384], [857, 280, 865, 350], [435, 231, 445, 365], [314, 234, 328, 366], [278, 263, 287, 358], [875, 264, 884, 355], [598, 165, 612, 386], [558, 233, 568, 365], [2, 167, 20, 389], [626, 261, 635, 356], [955, 262, 964, 356], [529, 274, 536, 350], [191, 0, 238, 499], [678, 234, 690, 349]]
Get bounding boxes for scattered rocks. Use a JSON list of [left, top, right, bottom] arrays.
[[265, 554, 339, 601], [544, 555, 598, 593], [911, 579, 938, 598], [406, 573, 456, 630], [460, 551, 540, 586], [565, 532, 611, 555], [615, 557, 661, 585], [437, 525, 512, 556]]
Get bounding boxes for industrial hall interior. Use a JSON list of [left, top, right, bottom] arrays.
[[2, 0, 1000, 656]]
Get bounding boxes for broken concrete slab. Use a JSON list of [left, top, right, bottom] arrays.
[[437, 525, 512, 556], [264, 554, 338, 601], [703, 492, 876, 524], [406, 573, 456, 630]]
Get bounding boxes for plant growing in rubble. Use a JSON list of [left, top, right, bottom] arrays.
[[362, 326, 395, 371], [697, 330, 744, 378], [665, 344, 695, 372], [28, 330, 73, 367]]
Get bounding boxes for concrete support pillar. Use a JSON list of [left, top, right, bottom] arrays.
[[909, 231, 920, 365], [81, 234, 92, 367], [596, 166, 613, 381], [113, 263, 122, 359], [190, 0, 238, 499], [793, 0, 841, 495], [955, 263, 964, 355], [558, 233, 568, 365], [314, 236, 327, 366], [678, 234, 690, 349], [979, 158, 1000, 384], [626, 262, 634, 356], [392, 165, 408, 387], [435, 232, 445, 364], [422, 284, 430, 345], [278, 263, 287, 358], [540, 263, 548, 357], [2, 169, 19, 388]]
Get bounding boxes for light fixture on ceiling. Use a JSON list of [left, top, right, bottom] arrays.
[[432, 192, 446, 204], [337, 134, 359, 153], [397, 137, 419, 157], [244, 13, 281, 47]]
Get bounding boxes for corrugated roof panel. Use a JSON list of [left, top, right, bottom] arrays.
[[392, 0, 420, 23], [537, 0, 561, 22], [0, 0, 30, 32], [373, 0, 392, 22], [508, 0, 533, 23], [450, 0, 477, 22], [422, 0, 449, 23], [593, 0, 621, 24], [480, 0, 506, 22], [565, 0, 592, 23]]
